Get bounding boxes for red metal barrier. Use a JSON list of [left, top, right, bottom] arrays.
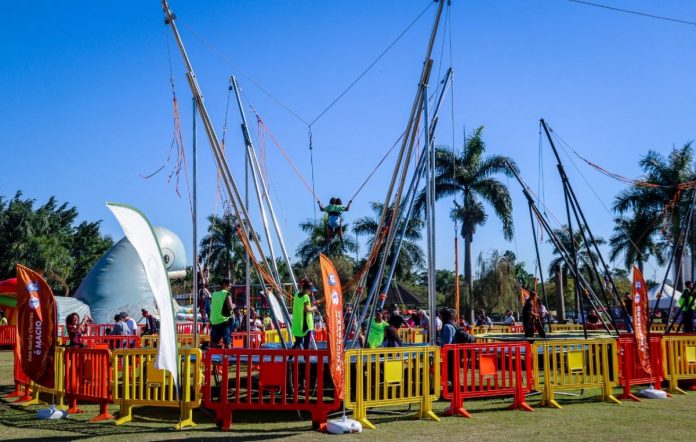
[[8, 351, 32, 402], [509, 325, 524, 333], [314, 328, 328, 342], [86, 324, 114, 336], [230, 331, 265, 349], [176, 322, 210, 335], [79, 335, 141, 349], [441, 342, 533, 417], [618, 334, 665, 401], [0, 325, 17, 347], [64, 348, 114, 421], [203, 348, 340, 431]]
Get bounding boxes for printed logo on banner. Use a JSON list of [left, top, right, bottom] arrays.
[[634, 294, 640, 303], [28, 297, 40, 310], [328, 273, 337, 286], [331, 290, 339, 305], [27, 281, 40, 292]]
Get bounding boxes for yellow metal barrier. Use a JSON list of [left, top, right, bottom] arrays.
[[397, 327, 425, 344], [533, 338, 620, 409], [470, 325, 511, 335], [345, 346, 440, 429], [550, 324, 584, 332], [662, 334, 696, 394], [112, 348, 202, 429], [23, 347, 66, 409], [264, 328, 290, 344], [140, 334, 208, 349], [650, 323, 667, 333]]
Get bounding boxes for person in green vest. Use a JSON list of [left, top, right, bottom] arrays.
[[367, 312, 388, 348], [679, 280, 695, 333], [292, 279, 318, 349], [318, 197, 351, 242], [210, 278, 235, 348]]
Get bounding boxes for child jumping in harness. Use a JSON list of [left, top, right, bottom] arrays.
[[318, 197, 351, 242]]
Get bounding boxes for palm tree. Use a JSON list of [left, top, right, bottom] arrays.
[[417, 126, 517, 320], [609, 213, 665, 273], [295, 219, 357, 267], [613, 143, 695, 289], [353, 201, 425, 284], [199, 213, 246, 283]]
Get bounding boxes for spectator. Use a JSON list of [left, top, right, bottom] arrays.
[[679, 281, 695, 332], [292, 279, 318, 349], [66, 312, 89, 348], [440, 308, 457, 347], [503, 310, 515, 326], [262, 313, 273, 330], [522, 291, 546, 338], [111, 313, 130, 335], [0, 310, 7, 326], [121, 312, 138, 336], [387, 306, 408, 329], [475, 310, 492, 328], [458, 318, 471, 332], [384, 326, 402, 347], [586, 309, 600, 325], [141, 309, 160, 335]]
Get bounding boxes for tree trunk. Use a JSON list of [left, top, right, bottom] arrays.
[[464, 232, 474, 324], [554, 264, 565, 322]]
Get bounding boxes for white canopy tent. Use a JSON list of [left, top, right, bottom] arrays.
[[647, 284, 682, 310]]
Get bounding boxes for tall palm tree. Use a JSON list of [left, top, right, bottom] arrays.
[[199, 213, 246, 283], [353, 201, 425, 284], [609, 213, 665, 272], [417, 126, 517, 319], [613, 143, 695, 289], [547, 226, 605, 287], [295, 219, 357, 267]]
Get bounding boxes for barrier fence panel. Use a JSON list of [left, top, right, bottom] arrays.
[[64, 348, 113, 421], [509, 325, 524, 333], [397, 328, 425, 344], [550, 324, 584, 332], [662, 334, 696, 394], [265, 329, 290, 344], [140, 334, 208, 349], [176, 322, 210, 335], [650, 323, 667, 333], [203, 348, 340, 431], [533, 338, 620, 409], [112, 348, 202, 429], [86, 324, 114, 336], [22, 347, 67, 409], [231, 331, 265, 349], [78, 335, 141, 350], [314, 328, 328, 343], [8, 351, 32, 402], [441, 342, 533, 417], [0, 325, 17, 347], [344, 346, 440, 430], [617, 334, 665, 401]]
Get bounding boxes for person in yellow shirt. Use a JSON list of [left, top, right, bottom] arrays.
[[292, 279, 318, 349]]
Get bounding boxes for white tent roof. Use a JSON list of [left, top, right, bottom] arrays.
[[647, 284, 682, 309]]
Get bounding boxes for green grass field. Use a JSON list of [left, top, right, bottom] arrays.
[[1, 349, 695, 441]]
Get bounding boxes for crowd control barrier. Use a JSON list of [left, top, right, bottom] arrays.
[[617, 334, 664, 401], [112, 348, 202, 429], [441, 342, 533, 417], [650, 323, 667, 333], [662, 334, 696, 394], [314, 328, 328, 343], [8, 351, 32, 402], [78, 335, 141, 350], [140, 334, 207, 349], [231, 331, 265, 349], [265, 328, 290, 344], [533, 338, 620, 408], [64, 348, 113, 421], [344, 346, 440, 429], [397, 328, 425, 344], [203, 348, 340, 431], [0, 325, 16, 347], [22, 347, 66, 409], [550, 324, 584, 332], [176, 321, 210, 335]]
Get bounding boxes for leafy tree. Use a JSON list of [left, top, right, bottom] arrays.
[[0, 191, 112, 294], [613, 143, 695, 289], [353, 201, 425, 285], [472, 249, 518, 314], [416, 127, 517, 319], [200, 213, 247, 284], [609, 213, 665, 273], [295, 219, 357, 267]]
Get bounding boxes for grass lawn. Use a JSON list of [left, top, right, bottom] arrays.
[[0, 349, 694, 441]]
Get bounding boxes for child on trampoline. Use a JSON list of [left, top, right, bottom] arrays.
[[319, 197, 351, 242]]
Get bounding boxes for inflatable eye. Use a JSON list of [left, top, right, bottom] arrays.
[[161, 248, 175, 269]]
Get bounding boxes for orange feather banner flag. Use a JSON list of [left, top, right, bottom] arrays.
[[632, 266, 651, 375], [319, 253, 344, 401]]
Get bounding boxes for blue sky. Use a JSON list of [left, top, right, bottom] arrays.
[[1, 0, 695, 283]]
